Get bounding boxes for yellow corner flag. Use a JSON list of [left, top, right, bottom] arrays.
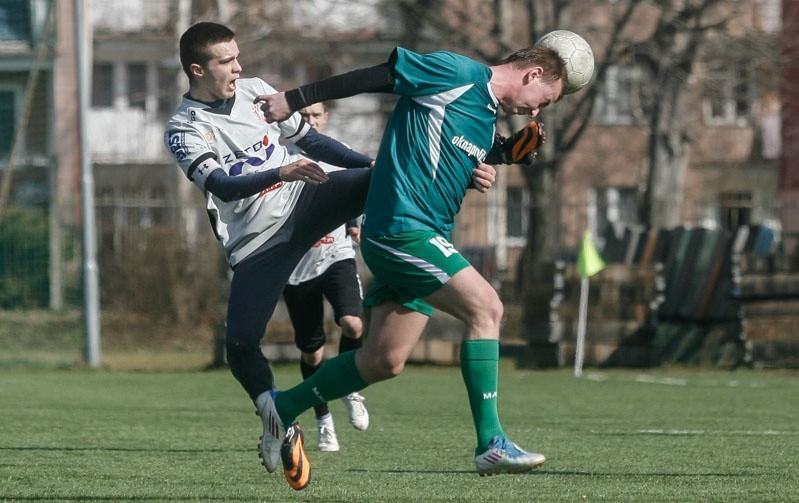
[[577, 231, 605, 278]]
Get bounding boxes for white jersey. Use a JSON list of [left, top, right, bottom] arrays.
[[164, 77, 309, 266], [286, 152, 357, 285]]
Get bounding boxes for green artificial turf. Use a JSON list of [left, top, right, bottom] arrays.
[[1, 364, 797, 502]]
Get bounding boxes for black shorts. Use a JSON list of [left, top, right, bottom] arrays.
[[283, 258, 364, 354]]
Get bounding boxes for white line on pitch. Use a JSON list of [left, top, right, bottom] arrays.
[[634, 375, 688, 385], [635, 429, 796, 436]]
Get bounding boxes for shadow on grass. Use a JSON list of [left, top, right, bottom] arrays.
[[349, 468, 478, 475], [0, 493, 206, 501], [349, 468, 753, 477], [0, 445, 248, 453], [536, 469, 754, 477], [0, 498, 242, 502]]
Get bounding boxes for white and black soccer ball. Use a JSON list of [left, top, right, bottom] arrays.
[[536, 30, 595, 94]]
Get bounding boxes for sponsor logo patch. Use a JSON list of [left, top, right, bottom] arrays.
[[226, 136, 277, 175], [168, 132, 189, 162]]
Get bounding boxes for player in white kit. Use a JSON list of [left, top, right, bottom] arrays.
[[163, 22, 372, 486]]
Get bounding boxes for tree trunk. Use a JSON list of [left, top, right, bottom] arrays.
[[519, 163, 561, 367], [642, 74, 692, 229]]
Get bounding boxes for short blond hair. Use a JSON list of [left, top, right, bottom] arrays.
[[499, 46, 566, 85]]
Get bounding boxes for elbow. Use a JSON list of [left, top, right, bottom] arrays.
[[207, 188, 238, 203]]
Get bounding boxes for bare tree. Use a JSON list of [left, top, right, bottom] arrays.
[[635, 0, 735, 228]]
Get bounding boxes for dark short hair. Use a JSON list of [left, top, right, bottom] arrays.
[[499, 46, 566, 86], [179, 22, 235, 81]]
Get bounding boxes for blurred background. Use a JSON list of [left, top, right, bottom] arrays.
[[1, 0, 797, 370]]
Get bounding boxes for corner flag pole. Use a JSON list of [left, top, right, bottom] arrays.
[[574, 231, 605, 377], [574, 276, 590, 377]]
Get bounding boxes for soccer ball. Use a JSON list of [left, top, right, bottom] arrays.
[[535, 30, 595, 94]]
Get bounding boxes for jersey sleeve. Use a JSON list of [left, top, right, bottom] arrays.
[[390, 47, 465, 97], [254, 78, 310, 142], [164, 123, 221, 191], [294, 128, 373, 168]]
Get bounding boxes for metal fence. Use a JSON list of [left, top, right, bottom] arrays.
[[1, 170, 797, 366]]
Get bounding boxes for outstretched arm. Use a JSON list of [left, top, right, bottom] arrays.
[[255, 61, 395, 123], [295, 128, 373, 169]]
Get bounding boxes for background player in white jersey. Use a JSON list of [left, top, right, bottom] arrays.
[[255, 42, 573, 486], [283, 102, 369, 452], [163, 22, 374, 490]]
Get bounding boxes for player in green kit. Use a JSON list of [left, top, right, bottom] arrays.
[[256, 42, 578, 486]]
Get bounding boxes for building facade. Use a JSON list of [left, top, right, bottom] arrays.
[[1, 0, 794, 360]]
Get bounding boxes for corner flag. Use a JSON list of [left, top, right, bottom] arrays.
[[577, 231, 605, 278], [574, 231, 604, 377]]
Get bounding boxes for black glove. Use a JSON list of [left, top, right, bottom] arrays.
[[486, 121, 546, 165]]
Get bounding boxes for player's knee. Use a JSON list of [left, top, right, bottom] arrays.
[[487, 294, 504, 325], [361, 353, 405, 382], [224, 336, 261, 368], [301, 348, 324, 366], [374, 360, 404, 381], [339, 315, 363, 339], [471, 291, 503, 331]]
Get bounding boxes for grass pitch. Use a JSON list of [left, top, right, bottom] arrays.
[[1, 364, 797, 502]]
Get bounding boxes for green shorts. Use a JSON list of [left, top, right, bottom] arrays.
[[361, 230, 471, 316]]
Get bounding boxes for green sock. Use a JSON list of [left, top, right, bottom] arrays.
[[460, 339, 505, 452], [275, 350, 366, 424]]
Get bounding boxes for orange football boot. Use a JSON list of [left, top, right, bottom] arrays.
[[281, 423, 311, 490]]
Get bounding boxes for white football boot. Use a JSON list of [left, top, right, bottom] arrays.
[[341, 392, 369, 431], [474, 435, 546, 476], [316, 414, 340, 452]]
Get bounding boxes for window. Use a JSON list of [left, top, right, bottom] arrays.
[[93, 61, 176, 114], [90, 0, 145, 32], [127, 63, 147, 110], [157, 65, 178, 114], [506, 186, 528, 243], [702, 62, 751, 126], [0, 0, 30, 43], [758, 0, 781, 33], [596, 187, 639, 240], [720, 191, 752, 230], [593, 64, 649, 125], [760, 91, 781, 159], [0, 89, 15, 157], [92, 63, 114, 107]]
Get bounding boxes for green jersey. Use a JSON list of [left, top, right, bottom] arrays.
[[361, 47, 498, 239]]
